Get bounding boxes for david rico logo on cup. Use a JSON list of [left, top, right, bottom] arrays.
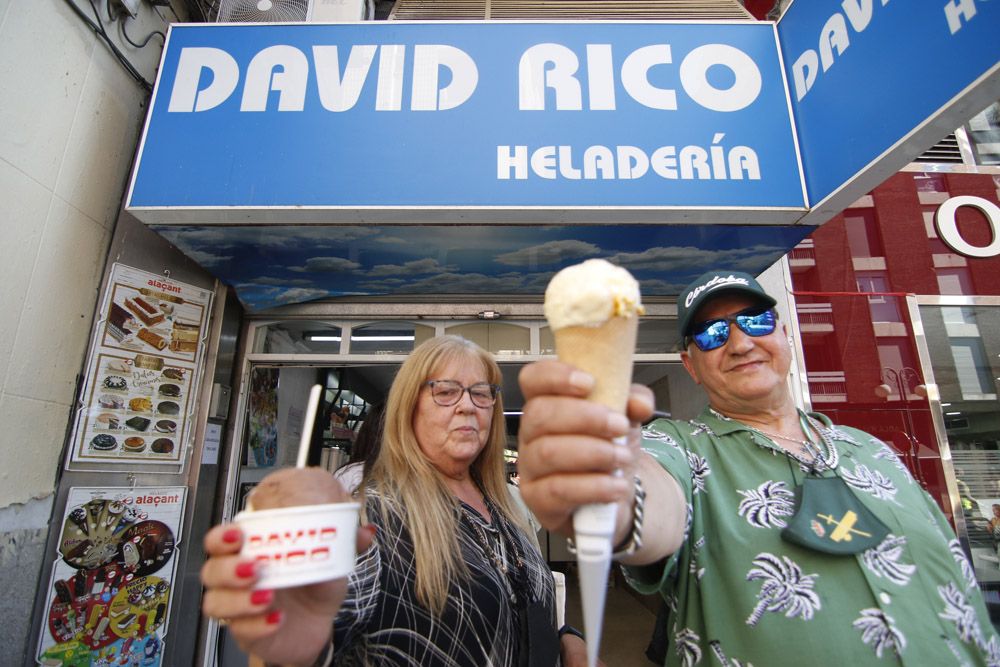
[[247, 527, 341, 565]]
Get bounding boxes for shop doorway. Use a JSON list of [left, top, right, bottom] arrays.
[[228, 360, 696, 513], [214, 357, 693, 667]]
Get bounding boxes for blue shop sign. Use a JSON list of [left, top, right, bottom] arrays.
[[128, 21, 806, 221], [779, 0, 1000, 213]]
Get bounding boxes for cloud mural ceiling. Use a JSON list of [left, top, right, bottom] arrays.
[[152, 224, 812, 311]]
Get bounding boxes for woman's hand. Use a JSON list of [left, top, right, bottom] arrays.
[[200, 470, 374, 666], [559, 633, 607, 667], [516, 360, 654, 539]]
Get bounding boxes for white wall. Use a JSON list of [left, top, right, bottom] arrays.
[[0, 0, 171, 508], [0, 0, 176, 661]]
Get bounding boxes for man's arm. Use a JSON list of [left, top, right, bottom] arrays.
[[614, 451, 686, 566]]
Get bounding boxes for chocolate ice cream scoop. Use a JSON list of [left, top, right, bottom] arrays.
[[248, 468, 351, 511]]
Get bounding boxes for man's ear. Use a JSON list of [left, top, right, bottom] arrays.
[[681, 350, 701, 385]]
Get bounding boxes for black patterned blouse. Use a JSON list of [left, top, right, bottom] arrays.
[[331, 493, 558, 666]]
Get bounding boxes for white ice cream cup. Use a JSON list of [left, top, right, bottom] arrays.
[[234, 502, 360, 589]]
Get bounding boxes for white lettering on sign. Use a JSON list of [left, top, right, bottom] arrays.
[[518, 43, 762, 112], [166, 42, 763, 114], [497, 134, 760, 180], [943, 0, 979, 35], [791, 0, 891, 103], [934, 195, 1000, 258], [167, 45, 478, 113]]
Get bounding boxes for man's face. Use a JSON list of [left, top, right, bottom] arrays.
[[680, 293, 792, 413]]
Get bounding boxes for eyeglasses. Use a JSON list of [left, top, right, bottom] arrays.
[[424, 380, 501, 409], [685, 306, 777, 352]]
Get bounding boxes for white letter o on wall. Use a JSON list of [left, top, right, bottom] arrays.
[[934, 196, 1000, 258]]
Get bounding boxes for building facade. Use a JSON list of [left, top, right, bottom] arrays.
[[788, 153, 1000, 615], [5, 0, 1000, 664]]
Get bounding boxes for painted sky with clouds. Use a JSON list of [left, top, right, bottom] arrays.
[[153, 224, 812, 311]]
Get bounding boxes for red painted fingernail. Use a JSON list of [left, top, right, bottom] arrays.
[[222, 528, 241, 544], [235, 562, 256, 579], [266, 610, 283, 625], [251, 589, 273, 605]]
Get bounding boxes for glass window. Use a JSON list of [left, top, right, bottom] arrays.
[[950, 338, 998, 400], [444, 323, 531, 355], [966, 101, 1000, 166], [856, 272, 902, 323], [936, 268, 974, 296], [253, 321, 342, 354], [636, 319, 679, 354], [942, 306, 977, 326], [844, 210, 883, 258], [922, 303, 1000, 616], [539, 319, 678, 356], [539, 326, 555, 355], [348, 322, 434, 355], [913, 173, 948, 193]]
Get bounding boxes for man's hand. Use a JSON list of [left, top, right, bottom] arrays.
[[516, 360, 654, 538]]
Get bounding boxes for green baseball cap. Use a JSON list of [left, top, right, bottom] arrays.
[[676, 270, 777, 346]]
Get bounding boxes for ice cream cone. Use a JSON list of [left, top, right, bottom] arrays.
[[543, 258, 643, 667], [552, 315, 638, 413]]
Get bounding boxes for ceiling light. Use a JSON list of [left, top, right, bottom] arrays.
[[350, 335, 415, 342], [307, 335, 342, 342], [945, 411, 961, 416]]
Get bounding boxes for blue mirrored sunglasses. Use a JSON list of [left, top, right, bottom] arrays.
[[685, 306, 777, 352]]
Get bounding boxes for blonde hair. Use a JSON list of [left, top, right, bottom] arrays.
[[367, 335, 525, 615]]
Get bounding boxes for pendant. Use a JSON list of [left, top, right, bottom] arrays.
[[781, 476, 890, 555]]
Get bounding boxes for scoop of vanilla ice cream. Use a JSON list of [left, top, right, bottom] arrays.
[[544, 259, 644, 330]]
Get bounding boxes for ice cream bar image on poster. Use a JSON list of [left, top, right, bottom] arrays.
[[543, 259, 643, 667]]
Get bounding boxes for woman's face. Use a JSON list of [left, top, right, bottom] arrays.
[[412, 355, 494, 480]]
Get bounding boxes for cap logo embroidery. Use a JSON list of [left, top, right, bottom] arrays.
[[685, 275, 750, 308]]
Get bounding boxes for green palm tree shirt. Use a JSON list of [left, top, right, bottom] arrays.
[[624, 407, 999, 666]]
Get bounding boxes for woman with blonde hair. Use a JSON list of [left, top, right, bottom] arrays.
[[201, 335, 589, 666]]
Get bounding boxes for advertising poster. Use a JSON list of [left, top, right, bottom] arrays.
[[247, 368, 279, 468], [69, 264, 213, 468], [36, 486, 186, 666]]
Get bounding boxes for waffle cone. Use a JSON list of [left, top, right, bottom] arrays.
[[553, 316, 638, 413]]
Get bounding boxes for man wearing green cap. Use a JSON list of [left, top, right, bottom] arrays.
[[517, 269, 999, 665]]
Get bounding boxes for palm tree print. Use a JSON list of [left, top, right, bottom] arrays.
[[853, 608, 906, 658], [979, 634, 1000, 667], [675, 627, 702, 667], [862, 534, 916, 586], [689, 421, 712, 438], [823, 424, 861, 446], [938, 581, 983, 645], [737, 480, 796, 528], [841, 464, 899, 503], [709, 640, 755, 667], [687, 451, 711, 494], [642, 426, 681, 452], [871, 441, 914, 482], [690, 536, 706, 580], [948, 539, 978, 590], [745, 553, 820, 626]]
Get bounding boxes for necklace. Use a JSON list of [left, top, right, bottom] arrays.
[[713, 408, 839, 472], [459, 501, 526, 602], [746, 426, 812, 448]]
